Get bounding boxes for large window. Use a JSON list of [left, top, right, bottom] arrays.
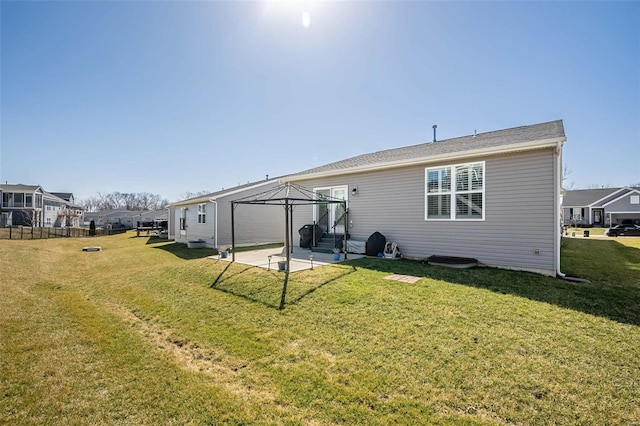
[[425, 162, 485, 220], [198, 204, 206, 224]]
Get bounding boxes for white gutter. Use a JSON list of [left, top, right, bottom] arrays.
[[284, 137, 566, 182], [555, 139, 566, 278], [209, 199, 218, 248]]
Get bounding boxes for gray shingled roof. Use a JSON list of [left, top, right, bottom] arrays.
[[0, 184, 43, 192], [562, 187, 640, 207], [51, 192, 73, 201], [288, 120, 565, 178]]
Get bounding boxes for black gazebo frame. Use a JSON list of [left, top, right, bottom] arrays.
[[230, 182, 348, 309]]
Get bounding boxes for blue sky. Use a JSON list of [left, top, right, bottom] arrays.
[[1, 1, 638, 202]]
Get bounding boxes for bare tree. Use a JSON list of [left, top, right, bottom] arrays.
[[57, 208, 82, 227], [79, 192, 169, 212], [562, 163, 574, 189]]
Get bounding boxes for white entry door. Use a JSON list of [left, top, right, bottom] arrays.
[[330, 187, 347, 234], [315, 186, 348, 234]]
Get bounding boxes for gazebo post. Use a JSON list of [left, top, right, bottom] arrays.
[[280, 199, 291, 309], [290, 204, 294, 253], [344, 204, 348, 260]]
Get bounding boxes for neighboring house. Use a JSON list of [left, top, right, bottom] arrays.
[[170, 179, 283, 248], [43, 192, 84, 227], [0, 184, 45, 227], [280, 120, 566, 277], [83, 209, 135, 228], [132, 209, 168, 227], [562, 187, 640, 227], [0, 184, 84, 227], [83, 209, 166, 229]]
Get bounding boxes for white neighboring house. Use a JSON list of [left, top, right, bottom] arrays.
[[170, 179, 284, 249], [43, 192, 83, 227], [0, 184, 83, 227]]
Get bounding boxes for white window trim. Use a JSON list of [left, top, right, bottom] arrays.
[[425, 161, 486, 221], [198, 203, 207, 224]]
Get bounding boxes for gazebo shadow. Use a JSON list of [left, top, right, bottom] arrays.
[[209, 262, 357, 310], [152, 242, 215, 260]]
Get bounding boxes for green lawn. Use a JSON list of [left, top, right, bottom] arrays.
[[1, 233, 639, 425]]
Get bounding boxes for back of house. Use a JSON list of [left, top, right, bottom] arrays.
[[282, 120, 566, 276]]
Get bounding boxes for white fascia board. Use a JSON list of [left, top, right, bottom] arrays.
[[171, 196, 211, 207], [283, 137, 565, 182], [601, 188, 640, 207], [587, 187, 631, 207]]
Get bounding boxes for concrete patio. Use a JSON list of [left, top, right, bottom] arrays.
[[212, 246, 364, 272]]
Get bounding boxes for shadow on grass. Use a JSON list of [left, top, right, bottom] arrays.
[[209, 262, 357, 310], [345, 239, 640, 327], [287, 265, 358, 306], [152, 242, 216, 260]]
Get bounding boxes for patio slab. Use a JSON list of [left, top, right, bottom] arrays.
[[210, 246, 363, 272]]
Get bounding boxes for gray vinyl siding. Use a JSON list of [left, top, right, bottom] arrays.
[[289, 148, 557, 275], [605, 193, 640, 213], [171, 181, 284, 248], [216, 187, 284, 248], [174, 202, 216, 246], [597, 191, 629, 206]]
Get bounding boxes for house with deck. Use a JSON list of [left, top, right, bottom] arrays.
[[280, 120, 567, 276], [0, 184, 83, 227], [562, 187, 640, 227]]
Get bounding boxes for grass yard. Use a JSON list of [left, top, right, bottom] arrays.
[[1, 233, 639, 425]]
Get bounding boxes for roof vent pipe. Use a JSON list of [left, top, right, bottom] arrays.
[[473, 129, 477, 137], [432, 125, 437, 142], [266, 174, 269, 180]]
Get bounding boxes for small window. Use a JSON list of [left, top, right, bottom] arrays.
[[426, 167, 452, 219], [198, 204, 206, 224], [631, 195, 640, 205]]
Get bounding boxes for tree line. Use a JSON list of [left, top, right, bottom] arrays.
[[81, 192, 169, 212]]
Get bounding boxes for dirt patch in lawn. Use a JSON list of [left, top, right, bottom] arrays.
[[104, 301, 278, 404]]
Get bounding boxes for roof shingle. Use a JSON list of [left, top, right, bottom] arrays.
[[287, 120, 565, 178]]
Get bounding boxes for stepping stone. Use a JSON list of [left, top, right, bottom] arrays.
[[384, 274, 420, 284]]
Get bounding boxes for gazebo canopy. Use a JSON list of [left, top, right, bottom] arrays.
[[230, 182, 347, 206]]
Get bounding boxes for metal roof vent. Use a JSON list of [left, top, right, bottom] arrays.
[[432, 125, 437, 142]]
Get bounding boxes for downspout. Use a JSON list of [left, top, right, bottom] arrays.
[[210, 199, 218, 249], [166, 206, 172, 240], [555, 140, 566, 278]]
